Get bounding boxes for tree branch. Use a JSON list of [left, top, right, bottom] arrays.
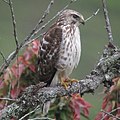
[[0, 45, 119, 119], [101, 107, 120, 120], [101, 109, 120, 120], [85, 9, 100, 22], [102, 0, 114, 43], [8, 0, 19, 48], [2, 0, 9, 4], [0, 51, 8, 65]]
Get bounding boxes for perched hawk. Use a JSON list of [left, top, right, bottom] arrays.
[[38, 9, 85, 87]]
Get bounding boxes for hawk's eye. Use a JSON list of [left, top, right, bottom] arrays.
[[72, 14, 79, 19]]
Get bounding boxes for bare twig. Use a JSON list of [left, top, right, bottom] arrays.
[[0, 0, 78, 76], [23, 33, 44, 47], [28, 117, 55, 120], [19, 105, 40, 120], [102, 0, 113, 42], [2, 0, 9, 4], [8, 0, 19, 48], [101, 107, 120, 120], [101, 109, 120, 120], [0, 97, 16, 102], [0, 51, 8, 65], [85, 9, 100, 22]]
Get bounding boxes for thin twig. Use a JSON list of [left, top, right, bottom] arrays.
[[8, 0, 19, 48], [101, 109, 120, 120], [102, 0, 113, 42], [0, 51, 8, 65], [101, 107, 120, 120], [19, 105, 40, 120], [85, 9, 100, 22], [23, 33, 44, 47], [2, 0, 9, 4], [28, 117, 55, 120], [0, 97, 16, 102]]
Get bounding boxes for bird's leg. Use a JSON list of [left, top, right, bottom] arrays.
[[60, 77, 69, 89], [60, 77, 79, 89], [59, 72, 79, 89], [59, 72, 70, 89]]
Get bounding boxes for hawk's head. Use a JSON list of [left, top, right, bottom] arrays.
[[58, 9, 85, 26]]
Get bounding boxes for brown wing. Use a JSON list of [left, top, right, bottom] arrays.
[[38, 24, 62, 86]]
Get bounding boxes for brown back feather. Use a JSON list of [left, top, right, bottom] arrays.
[[38, 24, 62, 86]]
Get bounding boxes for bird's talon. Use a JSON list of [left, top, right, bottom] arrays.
[[60, 78, 70, 89], [60, 78, 79, 89]]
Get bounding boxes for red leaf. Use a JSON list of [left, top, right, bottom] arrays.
[[28, 64, 35, 72], [31, 40, 40, 55], [0, 79, 5, 89], [23, 51, 32, 61], [10, 87, 21, 99], [0, 101, 5, 110], [117, 103, 120, 115], [70, 94, 91, 120], [102, 95, 109, 109], [94, 112, 103, 120], [11, 64, 25, 78]]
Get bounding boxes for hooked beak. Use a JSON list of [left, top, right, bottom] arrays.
[[80, 18, 85, 25], [80, 16, 85, 25], [81, 20, 85, 25]]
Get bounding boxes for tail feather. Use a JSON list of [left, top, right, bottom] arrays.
[[42, 72, 59, 115]]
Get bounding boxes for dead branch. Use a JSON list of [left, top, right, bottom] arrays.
[[3, 0, 19, 48], [0, 45, 119, 120], [101, 109, 120, 120], [102, 0, 114, 43], [8, 0, 19, 48], [0, 51, 7, 65], [101, 107, 120, 120], [85, 9, 100, 22]]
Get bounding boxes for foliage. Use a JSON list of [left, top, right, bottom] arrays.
[[0, 40, 92, 119], [0, 40, 39, 109], [95, 77, 120, 120], [48, 94, 91, 120]]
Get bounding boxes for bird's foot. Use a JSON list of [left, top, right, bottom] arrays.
[[60, 78, 69, 89], [60, 78, 79, 89]]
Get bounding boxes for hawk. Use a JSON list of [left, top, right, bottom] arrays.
[[38, 9, 85, 114], [38, 9, 85, 87]]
